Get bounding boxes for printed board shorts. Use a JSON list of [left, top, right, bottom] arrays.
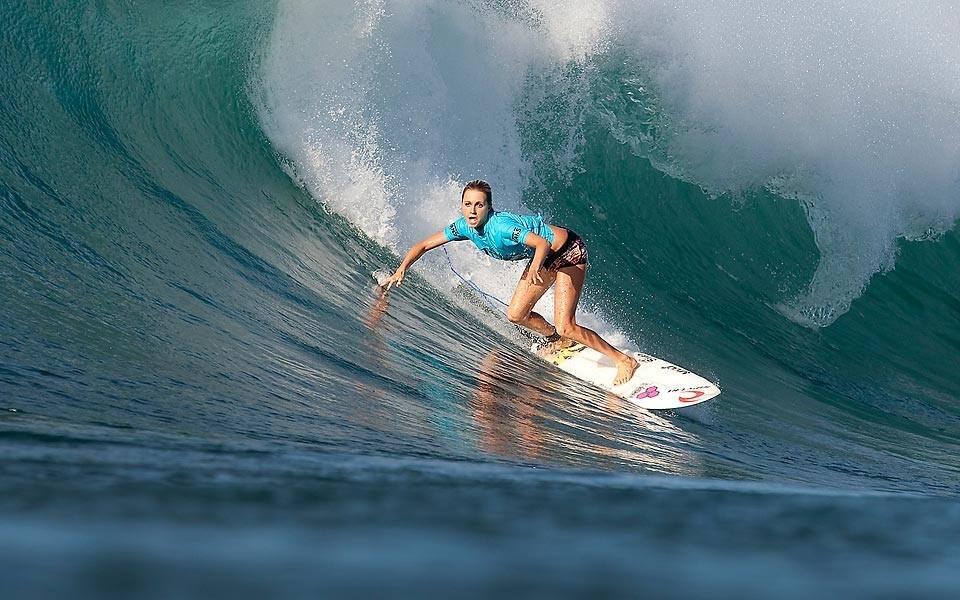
[[540, 230, 589, 271]]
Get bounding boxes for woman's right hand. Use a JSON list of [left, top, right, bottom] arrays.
[[382, 232, 449, 292], [383, 268, 405, 290]]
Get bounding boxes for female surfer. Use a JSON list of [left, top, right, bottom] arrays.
[[383, 180, 638, 386]]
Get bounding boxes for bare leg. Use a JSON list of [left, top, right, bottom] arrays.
[[553, 264, 638, 386], [506, 263, 557, 336]]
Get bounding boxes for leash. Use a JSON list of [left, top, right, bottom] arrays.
[[442, 246, 508, 313]]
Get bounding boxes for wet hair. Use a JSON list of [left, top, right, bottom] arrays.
[[461, 179, 492, 206]]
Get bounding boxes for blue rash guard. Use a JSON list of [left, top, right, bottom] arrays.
[[443, 211, 556, 261]]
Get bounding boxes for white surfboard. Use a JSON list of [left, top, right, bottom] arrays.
[[534, 343, 720, 410]]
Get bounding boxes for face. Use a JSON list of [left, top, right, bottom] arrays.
[[461, 189, 491, 228]]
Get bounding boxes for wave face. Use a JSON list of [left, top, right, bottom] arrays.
[[257, 0, 960, 456], [2, 0, 960, 596]]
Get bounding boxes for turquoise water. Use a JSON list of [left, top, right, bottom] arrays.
[[2, 1, 959, 597]]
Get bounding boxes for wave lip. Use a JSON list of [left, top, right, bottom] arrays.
[[607, 1, 960, 325]]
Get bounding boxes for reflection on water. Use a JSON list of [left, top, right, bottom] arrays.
[[470, 350, 546, 460], [469, 349, 705, 476], [358, 284, 705, 476]]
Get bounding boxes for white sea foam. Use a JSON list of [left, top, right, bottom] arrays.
[[609, 1, 960, 325], [257, 0, 616, 341], [257, 0, 960, 329]]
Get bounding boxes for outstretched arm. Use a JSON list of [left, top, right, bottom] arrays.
[[383, 230, 451, 290]]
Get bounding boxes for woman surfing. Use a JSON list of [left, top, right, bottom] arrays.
[[383, 180, 639, 386]]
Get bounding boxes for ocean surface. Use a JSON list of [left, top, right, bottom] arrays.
[[3, 1, 960, 597]]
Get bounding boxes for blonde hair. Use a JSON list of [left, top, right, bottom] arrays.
[[461, 179, 492, 206]]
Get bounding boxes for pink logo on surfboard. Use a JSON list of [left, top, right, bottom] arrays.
[[634, 386, 659, 399]]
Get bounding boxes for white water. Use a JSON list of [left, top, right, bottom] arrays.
[[257, 0, 622, 344], [257, 0, 960, 328], [610, 1, 960, 326]]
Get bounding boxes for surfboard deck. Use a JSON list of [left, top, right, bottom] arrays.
[[533, 342, 720, 410]]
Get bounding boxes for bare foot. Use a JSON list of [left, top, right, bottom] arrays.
[[613, 355, 639, 386], [536, 336, 577, 357]]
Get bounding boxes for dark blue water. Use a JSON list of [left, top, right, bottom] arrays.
[[2, 1, 959, 597]]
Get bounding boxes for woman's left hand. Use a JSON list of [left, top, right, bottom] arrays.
[[521, 234, 552, 287], [525, 266, 544, 285]]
